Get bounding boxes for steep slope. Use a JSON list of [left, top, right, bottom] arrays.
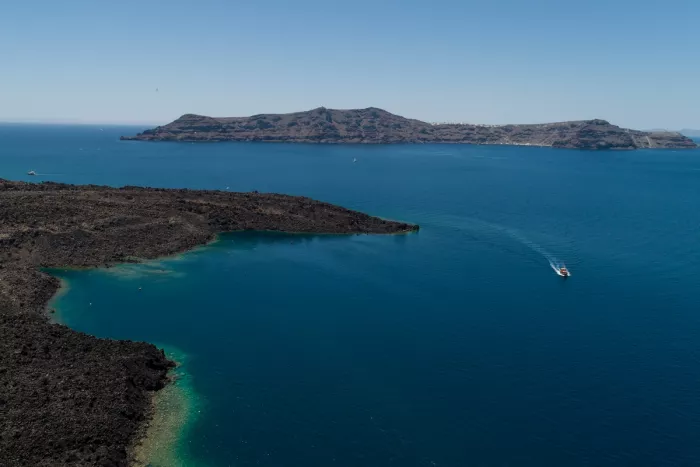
[[122, 107, 697, 149], [130, 107, 428, 143]]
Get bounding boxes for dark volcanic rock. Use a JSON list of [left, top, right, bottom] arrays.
[[121, 107, 697, 150], [0, 311, 172, 467], [0, 180, 417, 466]]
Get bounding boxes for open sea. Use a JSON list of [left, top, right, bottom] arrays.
[[2, 124, 700, 466]]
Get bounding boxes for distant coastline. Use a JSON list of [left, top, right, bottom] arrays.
[[121, 107, 698, 150]]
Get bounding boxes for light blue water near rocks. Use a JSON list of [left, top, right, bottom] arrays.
[[3, 124, 700, 466]]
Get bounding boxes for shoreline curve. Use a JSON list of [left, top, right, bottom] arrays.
[[0, 179, 418, 466]]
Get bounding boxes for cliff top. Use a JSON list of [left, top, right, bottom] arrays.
[[122, 108, 697, 150]]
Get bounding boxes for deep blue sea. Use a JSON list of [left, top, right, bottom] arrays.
[[3, 124, 700, 466]]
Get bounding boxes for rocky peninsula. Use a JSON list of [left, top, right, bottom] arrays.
[[0, 179, 417, 466], [121, 107, 697, 150]]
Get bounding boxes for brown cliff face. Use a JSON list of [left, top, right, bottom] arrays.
[[122, 108, 697, 150], [0, 180, 417, 466]]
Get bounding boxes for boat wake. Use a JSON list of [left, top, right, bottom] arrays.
[[499, 226, 568, 274], [448, 216, 568, 273], [549, 261, 570, 276]]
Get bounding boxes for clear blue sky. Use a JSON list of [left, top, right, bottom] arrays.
[[2, 0, 699, 128]]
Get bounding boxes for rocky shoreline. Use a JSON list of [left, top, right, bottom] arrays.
[[121, 107, 697, 150], [0, 180, 417, 466]]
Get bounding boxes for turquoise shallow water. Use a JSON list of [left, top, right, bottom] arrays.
[[4, 125, 700, 466]]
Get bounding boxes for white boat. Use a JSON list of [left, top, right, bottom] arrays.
[[27, 170, 36, 176], [551, 264, 570, 277]]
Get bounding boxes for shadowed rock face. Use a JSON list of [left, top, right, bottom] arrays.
[[0, 180, 417, 466], [121, 107, 697, 149]]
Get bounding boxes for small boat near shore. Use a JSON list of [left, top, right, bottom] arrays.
[[27, 170, 36, 176]]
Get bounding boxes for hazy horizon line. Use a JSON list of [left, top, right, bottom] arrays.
[[0, 119, 162, 127], [1, 114, 697, 132]]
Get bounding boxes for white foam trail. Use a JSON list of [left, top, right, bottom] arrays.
[[456, 216, 563, 267], [501, 226, 558, 264]]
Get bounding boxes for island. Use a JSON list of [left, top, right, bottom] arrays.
[[0, 179, 417, 466], [121, 107, 697, 150]]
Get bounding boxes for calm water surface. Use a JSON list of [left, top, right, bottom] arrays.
[[3, 125, 700, 466]]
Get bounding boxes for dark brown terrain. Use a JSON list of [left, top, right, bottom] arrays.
[[0, 180, 417, 466], [121, 107, 697, 149]]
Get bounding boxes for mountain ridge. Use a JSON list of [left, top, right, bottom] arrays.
[[121, 107, 697, 150]]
